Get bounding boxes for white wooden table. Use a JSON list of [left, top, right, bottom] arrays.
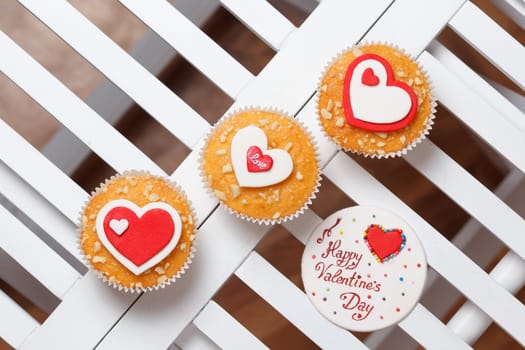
[[1, 0, 524, 349]]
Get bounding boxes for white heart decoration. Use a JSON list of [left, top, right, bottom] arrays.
[[96, 199, 182, 275], [230, 125, 293, 187], [109, 218, 128, 235], [349, 58, 413, 125]]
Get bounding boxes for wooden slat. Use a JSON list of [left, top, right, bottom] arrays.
[[0, 31, 164, 176], [220, 0, 296, 50], [174, 323, 220, 350], [16, 0, 209, 149], [420, 51, 525, 174], [0, 290, 39, 349], [323, 152, 525, 346], [117, 0, 253, 99], [0, 161, 79, 261], [193, 301, 268, 350], [404, 140, 525, 259], [428, 41, 525, 132], [449, 1, 525, 90], [0, 118, 86, 223], [235, 252, 367, 349], [0, 205, 80, 298]]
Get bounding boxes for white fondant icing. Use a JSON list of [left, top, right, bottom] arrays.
[[301, 206, 427, 332], [109, 218, 128, 236], [95, 199, 182, 275], [230, 125, 293, 187], [349, 58, 413, 124]]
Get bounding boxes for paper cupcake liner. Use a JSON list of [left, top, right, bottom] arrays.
[[199, 106, 322, 225], [77, 170, 197, 293], [316, 41, 437, 159]]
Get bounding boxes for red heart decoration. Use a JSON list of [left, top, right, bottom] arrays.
[[364, 224, 405, 263], [103, 206, 174, 266], [361, 67, 379, 86], [246, 145, 273, 172], [343, 53, 418, 132]]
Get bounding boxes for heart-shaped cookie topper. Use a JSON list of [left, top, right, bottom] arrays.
[[343, 53, 418, 132], [231, 125, 293, 187], [364, 224, 406, 263], [95, 199, 182, 275]]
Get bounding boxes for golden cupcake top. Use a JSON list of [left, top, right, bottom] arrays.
[[201, 109, 320, 224], [79, 172, 196, 291], [318, 44, 434, 157]]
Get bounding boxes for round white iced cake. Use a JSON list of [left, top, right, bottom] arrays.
[[301, 206, 427, 332]]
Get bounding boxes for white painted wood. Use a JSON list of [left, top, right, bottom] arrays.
[[235, 251, 368, 350], [16, 0, 209, 149], [0, 205, 80, 298], [398, 304, 472, 349], [0, 290, 39, 349], [174, 323, 220, 350], [0, 31, 164, 176], [193, 301, 268, 350], [420, 51, 525, 174], [0, 118, 86, 223], [449, 1, 525, 90], [43, 0, 221, 175], [492, 0, 525, 30], [20, 271, 137, 350], [118, 0, 253, 99], [323, 152, 525, 346], [428, 41, 525, 132], [448, 251, 525, 344], [489, 78, 525, 114], [220, 0, 296, 50], [404, 140, 525, 260]]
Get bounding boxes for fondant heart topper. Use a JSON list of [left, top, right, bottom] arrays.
[[343, 53, 418, 132], [95, 199, 182, 275], [364, 224, 406, 263], [231, 125, 293, 187]]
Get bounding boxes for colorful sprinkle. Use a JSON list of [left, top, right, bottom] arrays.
[[322, 297, 327, 302], [368, 262, 371, 266], [384, 273, 388, 278], [312, 292, 316, 296], [382, 297, 386, 301], [403, 264, 408, 269], [367, 295, 372, 299], [396, 307, 400, 312], [417, 263, 421, 268], [311, 254, 316, 259], [352, 217, 356, 222], [402, 292, 405, 296], [399, 277, 404, 282], [326, 287, 330, 292], [408, 247, 412, 252], [339, 229, 344, 235], [380, 315, 384, 320], [333, 311, 337, 315], [366, 273, 371, 278]]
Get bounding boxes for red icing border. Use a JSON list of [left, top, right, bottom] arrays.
[[343, 53, 418, 132]]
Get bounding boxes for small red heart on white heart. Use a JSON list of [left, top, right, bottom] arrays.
[[231, 126, 293, 188], [343, 53, 417, 132], [109, 219, 128, 235]]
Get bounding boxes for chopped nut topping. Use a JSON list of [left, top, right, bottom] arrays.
[[145, 183, 153, 192], [326, 99, 334, 111], [407, 78, 413, 86], [337, 73, 344, 80], [259, 119, 268, 125], [188, 215, 193, 225], [81, 234, 88, 244], [335, 117, 345, 127], [179, 243, 187, 251], [215, 149, 227, 156], [222, 164, 233, 173], [128, 178, 137, 186], [296, 171, 304, 181], [189, 234, 196, 241], [108, 276, 117, 283], [258, 192, 266, 199], [370, 138, 376, 144], [122, 186, 128, 194], [377, 141, 386, 147], [400, 135, 407, 144], [158, 275, 168, 284], [135, 282, 143, 289], [321, 84, 328, 92], [148, 193, 160, 201], [89, 214, 96, 220], [284, 142, 293, 152], [414, 77, 422, 85], [214, 190, 227, 201], [219, 134, 227, 143], [154, 266, 165, 275], [375, 132, 387, 139], [92, 256, 106, 263], [321, 108, 332, 120], [94, 241, 101, 253], [164, 263, 170, 270], [241, 199, 248, 205], [377, 150, 386, 155], [352, 47, 363, 56], [357, 139, 365, 148], [181, 216, 187, 222], [270, 121, 279, 130], [397, 71, 407, 77], [335, 101, 342, 108], [230, 184, 240, 199], [81, 215, 88, 229], [273, 190, 280, 201], [272, 212, 281, 219]]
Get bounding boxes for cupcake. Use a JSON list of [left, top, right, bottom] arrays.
[[201, 108, 321, 224], [318, 43, 435, 157], [79, 171, 196, 292]]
